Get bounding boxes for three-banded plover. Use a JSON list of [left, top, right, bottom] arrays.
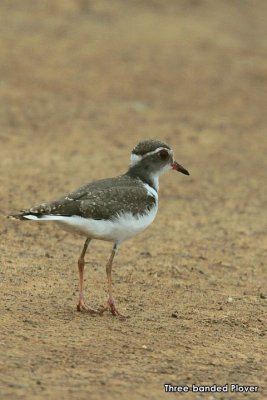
[[8, 139, 189, 317]]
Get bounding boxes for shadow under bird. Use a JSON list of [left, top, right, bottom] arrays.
[[8, 139, 189, 317]]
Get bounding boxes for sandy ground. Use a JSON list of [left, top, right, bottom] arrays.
[[1, 1, 267, 399]]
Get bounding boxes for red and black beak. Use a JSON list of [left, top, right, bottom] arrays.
[[171, 161, 190, 175]]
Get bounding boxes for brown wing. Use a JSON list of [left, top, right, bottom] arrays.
[[14, 177, 156, 220]]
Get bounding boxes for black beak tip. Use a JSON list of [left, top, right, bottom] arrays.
[[172, 162, 190, 176]]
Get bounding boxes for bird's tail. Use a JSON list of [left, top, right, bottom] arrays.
[[7, 212, 32, 220], [7, 212, 67, 221], [7, 201, 53, 220]]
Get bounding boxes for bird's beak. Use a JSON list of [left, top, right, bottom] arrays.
[[171, 161, 190, 175]]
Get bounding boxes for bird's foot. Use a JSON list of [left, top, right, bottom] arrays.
[[77, 296, 99, 314], [99, 297, 127, 318]]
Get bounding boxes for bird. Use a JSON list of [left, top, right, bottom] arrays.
[[8, 139, 189, 317]]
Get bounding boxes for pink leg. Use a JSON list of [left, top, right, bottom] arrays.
[[76, 238, 98, 314], [99, 243, 126, 317]]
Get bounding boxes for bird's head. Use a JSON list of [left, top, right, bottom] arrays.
[[128, 139, 189, 190]]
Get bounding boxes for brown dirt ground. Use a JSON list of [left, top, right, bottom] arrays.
[[1, 1, 267, 399]]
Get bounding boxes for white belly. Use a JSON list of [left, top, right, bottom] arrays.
[[57, 205, 158, 242], [25, 204, 158, 244]]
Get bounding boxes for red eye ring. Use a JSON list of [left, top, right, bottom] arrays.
[[158, 149, 169, 160]]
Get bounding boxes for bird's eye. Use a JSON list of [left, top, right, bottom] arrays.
[[158, 149, 169, 160]]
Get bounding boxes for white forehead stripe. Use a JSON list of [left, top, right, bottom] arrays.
[[140, 147, 171, 158], [130, 147, 172, 166]]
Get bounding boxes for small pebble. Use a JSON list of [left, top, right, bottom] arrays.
[[140, 251, 152, 257]]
